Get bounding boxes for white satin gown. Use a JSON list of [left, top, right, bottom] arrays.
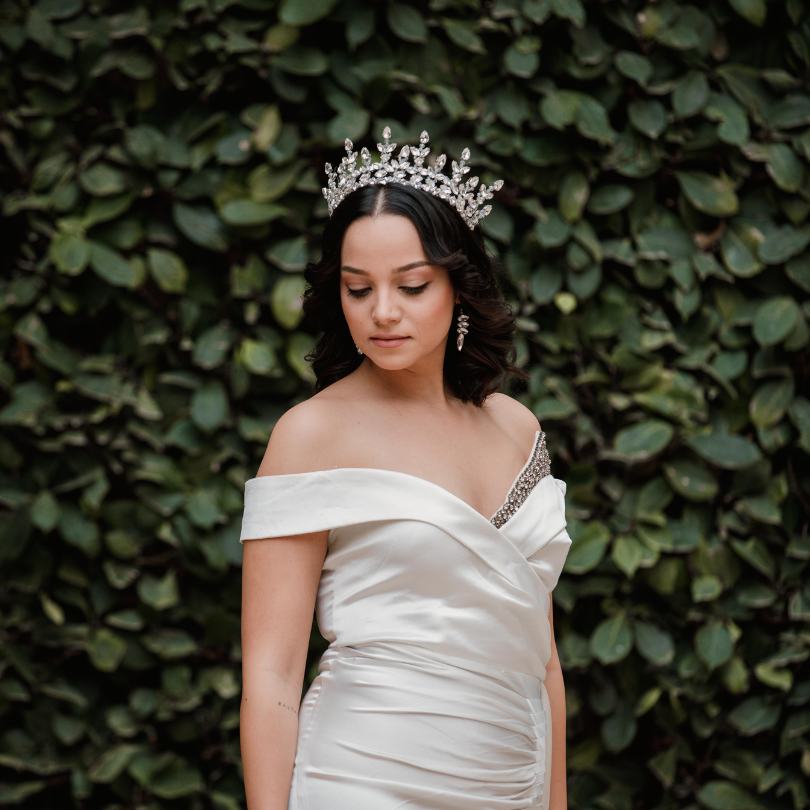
[[240, 430, 572, 810]]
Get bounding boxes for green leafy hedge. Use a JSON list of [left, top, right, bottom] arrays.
[[1, 0, 809, 807]]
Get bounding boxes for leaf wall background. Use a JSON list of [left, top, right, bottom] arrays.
[[1, 0, 809, 807]]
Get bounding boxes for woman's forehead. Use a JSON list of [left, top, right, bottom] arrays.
[[342, 215, 425, 262]]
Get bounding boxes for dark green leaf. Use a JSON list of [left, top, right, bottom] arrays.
[[764, 143, 804, 192], [591, 614, 633, 664], [441, 19, 485, 53], [88, 241, 141, 288], [238, 339, 277, 375], [326, 108, 370, 144], [753, 297, 800, 345], [86, 629, 128, 672], [686, 431, 762, 469], [698, 781, 766, 809], [550, 0, 586, 28], [279, 0, 338, 26], [613, 420, 674, 462], [137, 571, 179, 610], [721, 226, 762, 277], [540, 89, 580, 128], [750, 379, 794, 428], [274, 46, 329, 76], [79, 163, 129, 196], [150, 760, 204, 799], [220, 199, 287, 227], [695, 619, 734, 670], [49, 233, 89, 275], [614, 51, 652, 85], [266, 235, 308, 271], [673, 71, 710, 117], [533, 210, 571, 247], [147, 248, 188, 293], [728, 0, 767, 26], [504, 37, 540, 78], [576, 96, 618, 143], [729, 696, 781, 736], [663, 459, 718, 501], [612, 535, 645, 578], [565, 522, 610, 574], [271, 275, 306, 329], [628, 99, 667, 138], [142, 630, 198, 659], [587, 184, 634, 215], [88, 744, 141, 783], [387, 4, 428, 43], [173, 203, 228, 252], [193, 322, 234, 370], [558, 170, 589, 222], [758, 224, 810, 264], [692, 575, 722, 602], [705, 93, 750, 145], [190, 381, 229, 432], [675, 172, 739, 216], [767, 93, 810, 128], [635, 621, 675, 665]]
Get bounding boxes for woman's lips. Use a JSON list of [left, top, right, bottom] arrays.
[[370, 337, 410, 347]]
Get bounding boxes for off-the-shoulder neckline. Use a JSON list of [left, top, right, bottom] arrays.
[[246, 430, 549, 531]]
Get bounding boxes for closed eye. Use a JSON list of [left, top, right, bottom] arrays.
[[346, 283, 430, 298]]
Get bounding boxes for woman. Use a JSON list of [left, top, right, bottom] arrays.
[[239, 127, 572, 810]]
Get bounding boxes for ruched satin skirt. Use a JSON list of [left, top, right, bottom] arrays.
[[289, 643, 551, 810]]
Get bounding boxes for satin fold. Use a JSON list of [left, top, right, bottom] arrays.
[[241, 465, 572, 809]]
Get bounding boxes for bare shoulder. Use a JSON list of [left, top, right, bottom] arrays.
[[254, 397, 336, 478], [485, 393, 542, 440]]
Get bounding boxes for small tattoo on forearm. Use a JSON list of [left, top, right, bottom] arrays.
[[277, 699, 297, 713]]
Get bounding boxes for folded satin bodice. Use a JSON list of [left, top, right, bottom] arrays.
[[240, 429, 573, 810]]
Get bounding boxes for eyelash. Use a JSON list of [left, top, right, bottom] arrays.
[[346, 283, 430, 299]]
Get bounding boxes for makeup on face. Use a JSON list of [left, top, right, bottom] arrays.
[[340, 215, 456, 359], [370, 336, 410, 348], [341, 262, 432, 296], [341, 260, 435, 311], [341, 263, 431, 349]]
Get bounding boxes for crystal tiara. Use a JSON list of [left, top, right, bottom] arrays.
[[321, 126, 504, 230]]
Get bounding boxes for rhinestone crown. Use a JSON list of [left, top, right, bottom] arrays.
[[322, 126, 504, 230]]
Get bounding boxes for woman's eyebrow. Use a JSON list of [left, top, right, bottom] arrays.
[[340, 260, 431, 276]]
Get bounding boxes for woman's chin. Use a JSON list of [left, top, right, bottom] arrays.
[[367, 355, 413, 370]]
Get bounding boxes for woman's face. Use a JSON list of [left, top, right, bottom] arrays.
[[340, 213, 458, 370]]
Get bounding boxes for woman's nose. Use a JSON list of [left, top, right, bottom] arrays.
[[371, 291, 400, 322]]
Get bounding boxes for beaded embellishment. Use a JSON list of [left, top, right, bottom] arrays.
[[490, 431, 552, 528]]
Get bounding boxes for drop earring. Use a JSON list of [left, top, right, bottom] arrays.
[[456, 306, 469, 351], [356, 344, 363, 355]]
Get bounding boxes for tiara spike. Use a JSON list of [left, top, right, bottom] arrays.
[[322, 127, 502, 230]]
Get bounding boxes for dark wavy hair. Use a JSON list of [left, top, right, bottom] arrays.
[[302, 182, 527, 406]]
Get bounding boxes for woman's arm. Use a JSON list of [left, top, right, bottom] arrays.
[[240, 529, 327, 810], [546, 595, 568, 810], [240, 411, 329, 810]]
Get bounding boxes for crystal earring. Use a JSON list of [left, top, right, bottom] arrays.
[[456, 306, 469, 351], [356, 344, 363, 355]]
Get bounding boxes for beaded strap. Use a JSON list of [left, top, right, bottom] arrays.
[[490, 431, 552, 528]]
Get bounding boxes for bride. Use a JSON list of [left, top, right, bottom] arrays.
[[239, 127, 572, 810]]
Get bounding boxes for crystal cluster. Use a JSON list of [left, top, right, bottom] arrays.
[[490, 431, 552, 529], [322, 126, 504, 230]]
